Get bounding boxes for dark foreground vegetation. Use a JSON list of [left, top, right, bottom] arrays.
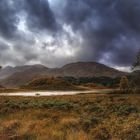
[[21, 77, 80, 91], [0, 93, 140, 140], [0, 76, 118, 92]]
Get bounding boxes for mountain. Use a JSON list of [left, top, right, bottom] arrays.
[[0, 62, 127, 88], [0, 64, 48, 79], [0, 64, 49, 88], [58, 62, 125, 77], [0, 66, 15, 79]]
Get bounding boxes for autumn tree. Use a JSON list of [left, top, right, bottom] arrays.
[[119, 76, 129, 93]]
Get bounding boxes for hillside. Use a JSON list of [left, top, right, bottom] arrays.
[[0, 64, 48, 79], [58, 62, 125, 77], [0, 65, 49, 88], [22, 77, 79, 91], [0, 62, 127, 88]]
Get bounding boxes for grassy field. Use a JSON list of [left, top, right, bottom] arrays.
[[0, 93, 140, 140]]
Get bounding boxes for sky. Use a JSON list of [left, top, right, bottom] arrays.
[[0, 0, 140, 71]]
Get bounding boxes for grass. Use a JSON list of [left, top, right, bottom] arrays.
[[0, 93, 140, 140]]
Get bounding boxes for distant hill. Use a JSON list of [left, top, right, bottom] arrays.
[[0, 62, 127, 88], [58, 62, 125, 77], [0, 64, 48, 79], [21, 77, 78, 91], [0, 65, 49, 88]]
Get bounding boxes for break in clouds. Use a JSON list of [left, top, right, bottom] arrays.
[[0, 0, 140, 71]]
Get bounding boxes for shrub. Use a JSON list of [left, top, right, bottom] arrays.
[[91, 127, 111, 140], [111, 104, 139, 116], [81, 116, 102, 132]]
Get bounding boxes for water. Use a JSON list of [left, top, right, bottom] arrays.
[[0, 89, 113, 96]]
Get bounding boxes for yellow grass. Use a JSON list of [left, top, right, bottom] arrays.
[[0, 93, 139, 140]]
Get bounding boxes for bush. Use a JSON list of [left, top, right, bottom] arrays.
[[81, 116, 102, 132], [111, 104, 139, 116], [8, 100, 74, 110], [91, 127, 111, 140]]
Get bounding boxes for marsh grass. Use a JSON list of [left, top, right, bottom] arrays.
[[0, 93, 140, 140]]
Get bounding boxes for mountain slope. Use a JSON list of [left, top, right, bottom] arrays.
[[0, 62, 127, 88], [0, 65, 49, 88], [59, 62, 125, 77], [0, 64, 48, 79], [22, 77, 78, 91]]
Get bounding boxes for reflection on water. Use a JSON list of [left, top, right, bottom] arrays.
[[0, 89, 113, 96]]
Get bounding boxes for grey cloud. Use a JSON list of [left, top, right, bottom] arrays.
[[61, 0, 140, 66], [0, 41, 10, 51], [0, 0, 18, 38], [0, 0, 59, 39], [0, 0, 140, 69], [23, 0, 59, 32]]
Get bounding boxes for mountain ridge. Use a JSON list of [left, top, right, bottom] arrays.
[[0, 62, 127, 88]]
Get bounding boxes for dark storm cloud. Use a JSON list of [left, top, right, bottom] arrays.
[[0, 0, 58, 38], [62, 0, 140, 66], [0, 0, 18, 38], [0, 0, 60, 66], [23, 0, 58, 32], [0, 0, 140, 69], [117, 0, 140, 32]]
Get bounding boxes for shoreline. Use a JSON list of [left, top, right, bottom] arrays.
[[0, 89, 115, 97]]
